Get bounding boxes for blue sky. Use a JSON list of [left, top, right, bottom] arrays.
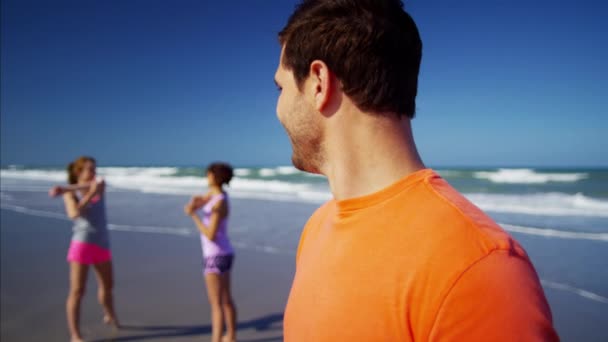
[[1, 0, 606, 168]]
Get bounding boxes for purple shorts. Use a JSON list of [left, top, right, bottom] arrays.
[[203, 254, 234, 275]]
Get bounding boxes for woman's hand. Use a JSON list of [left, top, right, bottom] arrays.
[[191, 194, 210, 207], [49, 186, 64, 197], [184, 203, 195, 216], [88, 179, 105, 195], [185, 193, 209, 216]]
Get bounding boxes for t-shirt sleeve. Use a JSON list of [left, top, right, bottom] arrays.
[[429, 250, 559, 341], [295, 203, 329, 266], [295, 222, 310, 266]]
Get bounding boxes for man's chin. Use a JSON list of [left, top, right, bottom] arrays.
[[291, 155, 307, 172], [291, 154, 321, 175]]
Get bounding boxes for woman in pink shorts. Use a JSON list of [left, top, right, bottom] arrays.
[[185, 162, 237, 342], [49, 156, 119, 342]]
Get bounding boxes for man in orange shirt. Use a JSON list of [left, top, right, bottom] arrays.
[[274, 0, 558, 341]]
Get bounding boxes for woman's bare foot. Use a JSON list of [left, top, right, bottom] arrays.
[[221, 335, 236, 342], [103, 315, 120, 330], [70, 336, 85, 342]]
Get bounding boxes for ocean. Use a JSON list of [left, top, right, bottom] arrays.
[[2, 165, 607, 236], [2, 165, 607, 261]]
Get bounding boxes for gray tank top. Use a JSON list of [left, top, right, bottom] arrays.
[[72, 194, 110, 249]]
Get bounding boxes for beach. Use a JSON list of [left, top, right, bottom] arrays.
[[1, 208, 293, 342], [1, 168, 608, 341]]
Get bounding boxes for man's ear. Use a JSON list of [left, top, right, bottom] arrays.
[[309, 60, 333, 111]]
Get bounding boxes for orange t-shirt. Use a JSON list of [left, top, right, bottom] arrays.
[[284, 169, 558, 341]]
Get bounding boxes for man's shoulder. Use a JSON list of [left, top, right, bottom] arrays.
[[420, 173, 506, 226], [390, 171, 527, 258], [304, 200, 335, 225]]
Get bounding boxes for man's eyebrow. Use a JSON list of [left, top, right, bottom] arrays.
[[274, 78, 280, 87]]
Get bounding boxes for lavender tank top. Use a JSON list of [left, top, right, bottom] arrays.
[[198, 193, 234, 257]]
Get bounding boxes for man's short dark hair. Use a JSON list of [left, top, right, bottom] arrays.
[[279, 0, 422, 118]]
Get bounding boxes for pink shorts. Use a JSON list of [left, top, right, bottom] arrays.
[[67, 241, 112, 264]]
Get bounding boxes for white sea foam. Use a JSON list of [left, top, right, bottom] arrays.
[[540, 280, 608, 304], [108, 223, 192, 236], [258, 168, 277, 177], [102, 174, 202, 194], [234, 168, 251, 176], [100, 167, 178, 177], [256, 166, 302, 177], [0, 167, 320, 199], [0, 169, 66, 182], [0, 167, 179, 183], [0, 203, 195, 237], [474, 168, 588, 184], [2, 167, 607, 218], [230, 177, 307, 192], [304, 173, 326, 178], [466, 192, 608, 218], [501, 223, 608, 242], [0, 204, 67, 220], [276, 166, 300, 175], [228, 189, 331, 203]]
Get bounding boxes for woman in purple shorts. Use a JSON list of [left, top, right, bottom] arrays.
[[185, 162, 237, 342], [49, 156, 119, 342]]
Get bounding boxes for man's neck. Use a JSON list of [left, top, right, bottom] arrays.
[[321, 112, 425, 201]]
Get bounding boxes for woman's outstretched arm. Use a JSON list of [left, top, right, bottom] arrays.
[[49, 178, 103, 197], [61, 180, 105, 219]]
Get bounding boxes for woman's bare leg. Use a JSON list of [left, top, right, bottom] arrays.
[[67, 262, 89, 342], [92, 261, 119, 328], [220, 272, 237, 342], [205, 273, 224, 342]]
